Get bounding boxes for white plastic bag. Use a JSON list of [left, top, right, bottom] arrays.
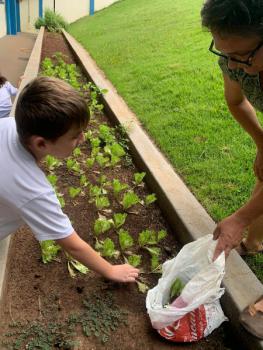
[[146, 234, 228, 342]]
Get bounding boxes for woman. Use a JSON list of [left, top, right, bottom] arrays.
[[201, 0, 263, 339]]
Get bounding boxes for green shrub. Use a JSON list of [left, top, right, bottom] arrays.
[[35, 8, 68, 33]]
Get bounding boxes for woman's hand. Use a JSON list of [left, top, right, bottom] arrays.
[[104, 264, 139, 283], [213, 214, 247, 261], [254, 149, 263, 181]]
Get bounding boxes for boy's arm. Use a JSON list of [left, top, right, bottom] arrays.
[[223, 74, 263, 179], [213, 185, 263, 260], [55, 231, 139, 282]]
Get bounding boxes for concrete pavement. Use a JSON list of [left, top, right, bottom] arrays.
[[0, 32, 36, 87]]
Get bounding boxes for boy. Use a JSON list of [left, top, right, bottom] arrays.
[[0, 76, 139, 283]]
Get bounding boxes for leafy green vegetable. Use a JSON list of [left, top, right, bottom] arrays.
[[157, 229, 167, 241], [80, 174, 89, 187], [145, 193, 157, 205], [138, 230, 156, 247], [98, 124, 115, 144], [95, 238, 120, 258], [138, 229, 167, 246], [90, 137, 101, 148], [57, 194, 65, 208], [118, 229, 134, 251], [112, 179, 128, 197], [66, 158, 81, 173], [121, 191, 140, 210], [86, 157, 95, 168], [47, 174, 58, 188], [95, 196, 110, 210], [105, 143, 125, 158], [69, 186, 81, 198], [40, 240, 61, 264], [84, 130, 93, 141], [96, 154, 109, 167], [136, 280, 149, 293], [113, 213, 127, 228], [89, 185, 103, 198], [94, 218, 113, 235], [127, 254, 141, 267], [134, 172, 146, 185], [45, 155, 62, 170], [73, 147, 82, 157], [150, 255, 160, 271], [169, 278, 185, 303], [66, 254, 89, 278]]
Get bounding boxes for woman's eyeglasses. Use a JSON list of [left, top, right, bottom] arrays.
[[209, 40, 263, 67]]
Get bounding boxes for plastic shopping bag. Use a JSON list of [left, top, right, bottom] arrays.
[[146, 234, 228, 342]]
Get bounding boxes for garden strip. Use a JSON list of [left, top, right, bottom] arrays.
[[62, 30, 263, 350], [0, 29, 247, 350]]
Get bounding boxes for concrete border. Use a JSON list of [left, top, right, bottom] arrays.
[[63, 30, 263, 350], [0, 27, 44, 302]]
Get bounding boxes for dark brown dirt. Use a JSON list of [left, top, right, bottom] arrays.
[[0, 32, 236, 350]]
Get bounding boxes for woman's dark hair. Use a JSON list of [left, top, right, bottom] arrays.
[[201, 0, 263, 37], [0, 75, 7, 88]]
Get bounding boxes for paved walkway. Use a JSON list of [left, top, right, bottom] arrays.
[[0, 32, 36, 87]]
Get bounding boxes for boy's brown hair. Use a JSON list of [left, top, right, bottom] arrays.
[[15, 76, 89, 142]]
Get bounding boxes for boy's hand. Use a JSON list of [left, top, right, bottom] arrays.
[[105, 264, 139, 283]]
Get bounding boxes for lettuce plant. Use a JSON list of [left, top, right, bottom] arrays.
[[66, 253, 89, 278], [113, 213, 127, 229], [145, 193, 157, 206], [127, 254, 141, 268], [95, 238, 120, 259], [145, 247, 161, 271], [138, 229, 167, 247], [69, 187, 81, 199], [98, 124, 115, 144], [94, 217, 113, 235], [95, 196, 110, 210], [73, 147, 82, 157], [45, 155, 62, 170], [121, 191, 140, 210], [80, 174, 89, 187], [112, 179, 128, 197], [40, 240, 61, 264], [66, 158, 81, 173], [118, 229, 134, 251], [47, 174, 58, 188], [133, 172, 146, 186], [86, 157, 95, 168]]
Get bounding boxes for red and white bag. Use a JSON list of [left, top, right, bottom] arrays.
[[146, 235, 228, 342]]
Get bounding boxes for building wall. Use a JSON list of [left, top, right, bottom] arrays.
[[0, 2, 7, 38], [20, 0, 39, 33], [51, 0, 89, 24], [95, 0, 119, 12]]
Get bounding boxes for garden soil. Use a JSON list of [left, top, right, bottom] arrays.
[[0, 32, 235, 350]]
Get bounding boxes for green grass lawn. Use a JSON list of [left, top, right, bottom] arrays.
[[69, 0, 261, 281]]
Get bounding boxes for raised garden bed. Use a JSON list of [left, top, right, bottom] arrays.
[[0, 31, 235, 350]]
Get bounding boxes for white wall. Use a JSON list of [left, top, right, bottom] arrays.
[[95, 0, 119, 12], [43, 0, 89, 24], [0, 3, 7, 38], [20, 0, 39, 33]]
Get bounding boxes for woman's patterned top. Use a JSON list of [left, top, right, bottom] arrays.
[[219, 57, 263, 112]]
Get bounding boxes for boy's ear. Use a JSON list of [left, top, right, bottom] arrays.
[[28, 135, 49, 151]]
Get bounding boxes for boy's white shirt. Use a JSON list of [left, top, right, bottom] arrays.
[[0, 82, 18, 119], [0, 118, 73, 241]]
